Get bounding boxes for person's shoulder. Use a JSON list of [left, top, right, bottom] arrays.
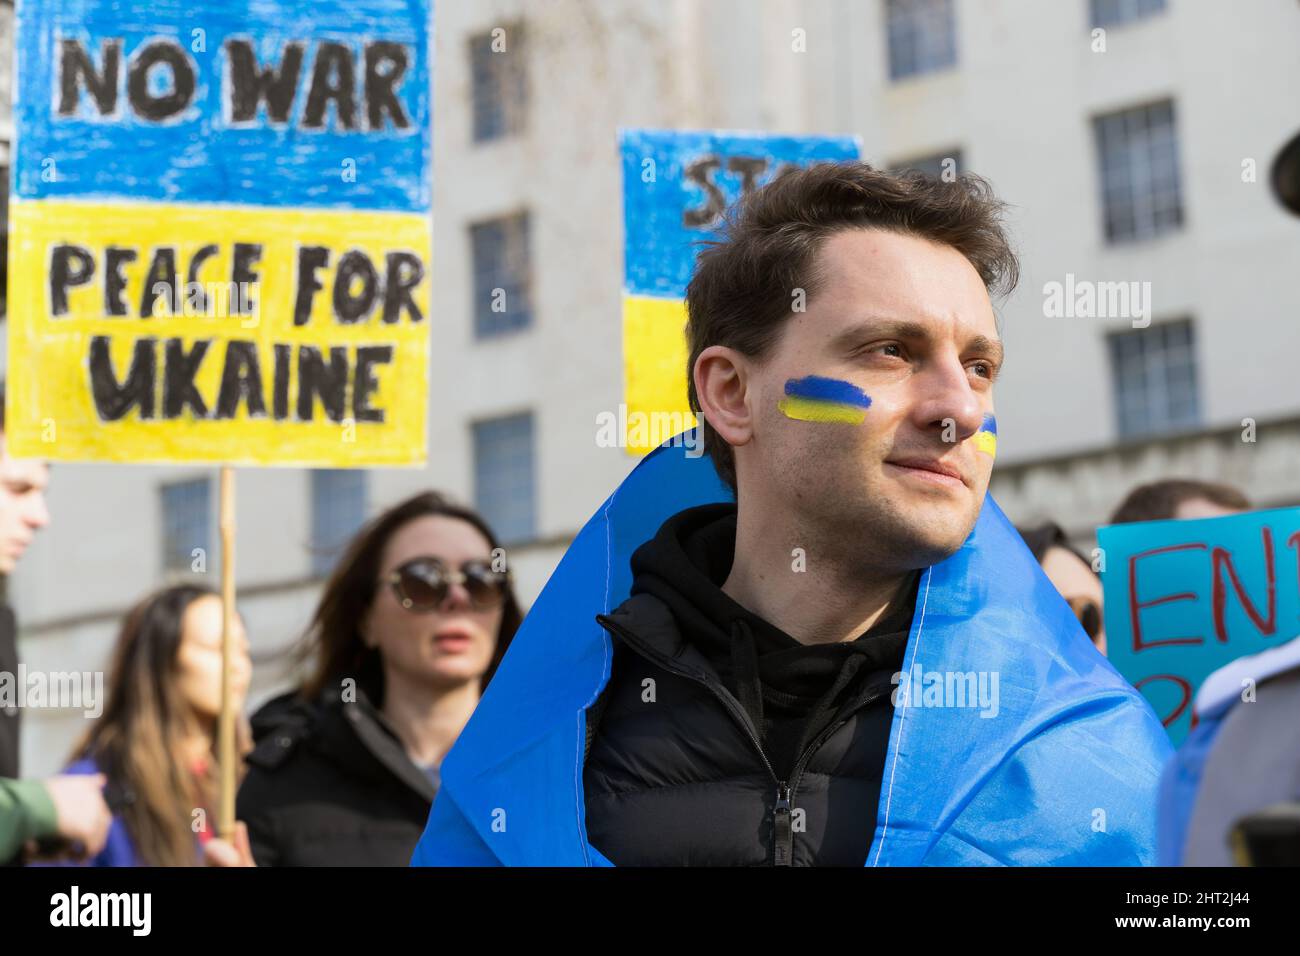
[[250, 689, 318, 737], [244, 691, 322, 775], [61, 755, 103, 776], [1195, 633, 1300, 721]]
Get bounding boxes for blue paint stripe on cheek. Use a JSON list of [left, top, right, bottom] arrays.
[[783, 375, 872, 408]]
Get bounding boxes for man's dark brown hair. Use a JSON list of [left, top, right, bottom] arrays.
[[684, 161, 1020, 492], [1110, 479, 1251, 525]]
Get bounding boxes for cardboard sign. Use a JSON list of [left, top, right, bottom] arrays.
[[5, 0, 433, 466], [1098, 507, 1300, 745], [619, 129, 861, 455]]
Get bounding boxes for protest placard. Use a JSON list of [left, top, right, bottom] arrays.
[[6, 0, 433, 467], [1099, 507, 1300, 745], [619, 129, 861, 455], [6, 0, 434, 839]]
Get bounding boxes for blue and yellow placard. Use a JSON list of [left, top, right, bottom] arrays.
[[1098, 506, 1300, 745], [5, 0, 433, 466], [619, 129, 861, 455]]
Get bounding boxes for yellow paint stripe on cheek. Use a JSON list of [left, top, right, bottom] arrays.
[[972, 430, 998, 458], [777, 396, 868, 425]]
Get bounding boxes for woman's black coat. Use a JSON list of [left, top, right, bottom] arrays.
[[237, 688, 436, 867]]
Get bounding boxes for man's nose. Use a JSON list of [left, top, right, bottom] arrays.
[[26, 494, 51, 530], [913, 356, 985, 443]]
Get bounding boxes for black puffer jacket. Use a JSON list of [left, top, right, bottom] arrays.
[[582, 504, 915, 866], [236, 688, 436, 866], [0, 604, 21, 780]]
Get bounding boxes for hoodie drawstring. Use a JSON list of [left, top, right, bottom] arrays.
[[791, 652, 868, 760], [730, 616, 875, 764], [729, 619, 765, 734]]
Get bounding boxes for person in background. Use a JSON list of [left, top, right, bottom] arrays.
[[1159, 633, 1300, 865], [1117, 477, 1298, 865], [1110, 478, 1250, 524], [0, 385, 113, 865], [1017, 522, 1106, 655], [236, 491, 521, 866], [39, 584, 254, 866]]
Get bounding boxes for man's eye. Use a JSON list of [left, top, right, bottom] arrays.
[[970, 362, 994, 380], [871, 343, 904, 358]]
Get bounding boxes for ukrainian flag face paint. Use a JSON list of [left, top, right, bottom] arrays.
[[778, 376, 873, 425], [972, 413, 998, 459]]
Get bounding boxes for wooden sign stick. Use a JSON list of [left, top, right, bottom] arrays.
[[217, 465, 237, 840]]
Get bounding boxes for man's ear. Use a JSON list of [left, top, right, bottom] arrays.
[[693, 345, 754, 452]]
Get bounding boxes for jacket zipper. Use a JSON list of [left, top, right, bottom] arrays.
[[767, 679, 889, 865], [774, 782, 793, 865], [596, 614, 889, 867]]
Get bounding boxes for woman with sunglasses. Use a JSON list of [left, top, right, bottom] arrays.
[[236, 491, 522, 866]]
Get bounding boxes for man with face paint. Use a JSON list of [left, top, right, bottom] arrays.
[[412, 163, 1170, 867], [582, 165, 1020, 865]]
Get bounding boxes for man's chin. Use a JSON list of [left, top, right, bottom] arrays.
[[887, 529, 969, 569], [873, 493, 983, 565]]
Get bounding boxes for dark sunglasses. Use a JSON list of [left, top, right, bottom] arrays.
[[385, 557, 511, 612], [1066, 597, 1102, 642]]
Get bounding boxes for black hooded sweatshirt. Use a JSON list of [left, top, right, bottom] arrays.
[[583, 503, 917, 865], [628, 503, 916, 781]]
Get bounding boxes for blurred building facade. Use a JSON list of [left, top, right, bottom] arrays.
[[5, 0, 1300, 774]]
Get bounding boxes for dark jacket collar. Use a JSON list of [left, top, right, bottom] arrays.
[[328, 693, 438, 804], [624, 502, 914, 713], [252, 686, 437, 804]]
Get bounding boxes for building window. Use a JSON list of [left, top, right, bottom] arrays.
[[310, 469, 368, 578], [472, 412, 536, 545], [161, 477, 211, 574], [471, 213, 533, 338], [886, 0, 957, 82], [1093, 100, 1183, 243], [1107, 319, 1200, 439], [1090, 0, 1166, 30], [470, 23, 528, 142], [889, 149, 963, 181]]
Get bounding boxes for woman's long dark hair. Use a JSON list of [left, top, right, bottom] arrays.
[[296, 491, 522, 706], [70, 584, 252, 867]]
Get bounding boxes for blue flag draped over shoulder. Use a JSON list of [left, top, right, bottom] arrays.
[[411, 441, 1172, 866]]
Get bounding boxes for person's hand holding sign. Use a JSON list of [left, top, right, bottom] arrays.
[[203, 821, 256, 867]]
